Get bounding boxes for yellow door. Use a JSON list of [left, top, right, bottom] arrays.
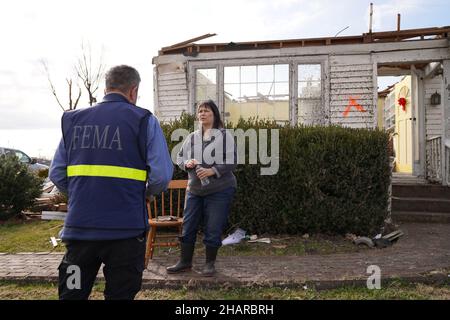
[[395, 81, 412, 173]]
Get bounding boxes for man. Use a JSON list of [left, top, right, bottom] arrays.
[[49, 65, 173, 300]]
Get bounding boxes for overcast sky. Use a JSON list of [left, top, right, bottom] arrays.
[[1, 0, 449, 158]]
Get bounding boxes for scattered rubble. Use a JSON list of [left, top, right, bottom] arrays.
[[353, 230, 404, 249], [222, 228, 247, 246]]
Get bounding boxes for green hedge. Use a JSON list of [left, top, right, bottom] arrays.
[[0, 154, 43, 220], [161, 113, 390, 236]]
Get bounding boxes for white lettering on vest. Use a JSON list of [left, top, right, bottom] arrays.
[[69, 125, 122, 151]]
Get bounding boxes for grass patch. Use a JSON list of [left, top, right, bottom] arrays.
[[0, 280, 448, 300], [0, 219, 65, 253], [154, 233, 366, 257], [0, 220, 366, 256]]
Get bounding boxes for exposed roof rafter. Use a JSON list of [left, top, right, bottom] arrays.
[[159, 26, 450, 56]]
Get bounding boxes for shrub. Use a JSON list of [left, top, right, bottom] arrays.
[[160, 114, 390, 236], [0, 154, 44, 220], [37, 168, 49, 178]]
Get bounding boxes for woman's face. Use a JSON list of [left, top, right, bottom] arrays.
[[197, 105, 214, 128]]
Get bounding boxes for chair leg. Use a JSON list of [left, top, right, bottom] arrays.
[[149, 226, 157, 259], [144, 229, 151, 268], [144, 227, 156, 268]]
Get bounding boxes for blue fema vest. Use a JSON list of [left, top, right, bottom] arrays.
[[61, 93, 151, 240]]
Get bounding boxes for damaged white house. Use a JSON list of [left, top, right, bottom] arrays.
[[152, 26, 450, 186]]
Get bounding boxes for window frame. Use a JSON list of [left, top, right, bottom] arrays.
[[188, 56, 328, 126]]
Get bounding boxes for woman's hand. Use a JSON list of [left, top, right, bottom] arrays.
[[196, 167, 215, 180], [185, 159, 199, 169]]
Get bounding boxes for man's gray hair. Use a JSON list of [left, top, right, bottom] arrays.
[[105, 65, 141, 93]]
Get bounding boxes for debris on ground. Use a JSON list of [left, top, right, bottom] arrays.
[[272, 245, 287, 249], [49, 237, 62, 247], [222, 228, 247, 246], [222, 229, 272, 245], [247, 238, 271, 244], [42, 211, 66, 221], [245, 235, 258, 241], [33, 180, 67, 214], [353, 236, 375, 248], [345, 233, 357, 241], [353, 229, 404, 249]]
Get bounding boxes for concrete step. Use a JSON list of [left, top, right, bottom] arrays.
[[391, 173, 428, 185], [392, 211, 450, 223], [392, 197, 450, 213], [392, 184, 450, 199]]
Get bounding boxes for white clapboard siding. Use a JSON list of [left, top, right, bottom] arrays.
[[424, 76, 443, 139], [424, 76, 443, 179], [157, 71, 188, 120], [331, 64, 373, 72], [330, 82, 373, 89], [329, 62, 375, 128]]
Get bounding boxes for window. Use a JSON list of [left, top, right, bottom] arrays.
[[224, 64, 289, 125], [298, 64, 322, 125], [195, 68, 217, 106], [11, 150, 30, 164]]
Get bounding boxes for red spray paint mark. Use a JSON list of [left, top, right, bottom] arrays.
[[343, 96, 366, 117]]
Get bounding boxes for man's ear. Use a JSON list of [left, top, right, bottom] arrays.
[[132, 86, 139, 102]]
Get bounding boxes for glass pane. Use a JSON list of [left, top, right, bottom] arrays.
[[205, 85, 216, 101], [257, 65, 274, 83], [257, 83, 274, 96], [196, 85, 216, 103], [274, 64, 289, 82], [298, 64, 321, 82], [224, 66, 240, 84], [298, 81, 321, 99], [241, 103, 258, 119], [241, 66, 257, 83], [241, 83, 257, 98], [274, 82, 289, 96], [196, 69, 216, 85], [196, 86, 206, 102], [298, 99, 323, 125], [15, 151, 30, 163], [258, 101, 290, 122], [224, 84, 240, 102]]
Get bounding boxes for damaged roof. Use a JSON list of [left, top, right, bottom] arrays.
[[159, 26, 450, 56]]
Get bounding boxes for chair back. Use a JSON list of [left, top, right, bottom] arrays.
[[148, 180, 188, 220]]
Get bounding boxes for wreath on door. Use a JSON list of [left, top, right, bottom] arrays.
[[398, 86, 409, 112]]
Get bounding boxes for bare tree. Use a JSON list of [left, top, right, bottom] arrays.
[[76, 42, 105, 106], [42, 42, 105, 111], [41, 60, 82, 111]]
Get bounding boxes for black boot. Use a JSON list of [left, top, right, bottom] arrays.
[[166, 243, 195, 274], [200, 246, 218, 277]]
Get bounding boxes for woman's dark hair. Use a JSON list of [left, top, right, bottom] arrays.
[[197, 100, 224, 129]]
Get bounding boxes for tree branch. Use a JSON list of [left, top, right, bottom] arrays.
[[41, 60, 65, 112]]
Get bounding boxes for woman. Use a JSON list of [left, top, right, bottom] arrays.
[[167, 100, 237, 276]]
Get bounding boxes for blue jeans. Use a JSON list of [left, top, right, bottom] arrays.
[[181, 186, 236, 248]]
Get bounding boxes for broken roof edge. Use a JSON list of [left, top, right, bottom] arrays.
[[159, 26, 450, 56]]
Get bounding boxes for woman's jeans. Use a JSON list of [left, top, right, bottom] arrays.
[[181, 186, 236, 248]]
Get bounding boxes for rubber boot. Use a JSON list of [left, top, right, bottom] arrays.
[[200, 246, 218, 277], [166, 243, 195, 274]]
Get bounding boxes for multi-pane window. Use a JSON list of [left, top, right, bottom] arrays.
[[224, 64, 289, 125], [298, 64, 322, 125], [195, 68, 217, 106]]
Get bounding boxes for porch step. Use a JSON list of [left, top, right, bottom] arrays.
[[391, 176, 428, 185], [392, 184, 450, 199], [392, 197, 450, 213], [391, 211, 450, 223]]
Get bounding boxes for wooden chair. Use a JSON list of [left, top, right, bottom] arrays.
[[144, 179, 188, 268]]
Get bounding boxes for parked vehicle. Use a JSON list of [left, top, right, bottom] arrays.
[[0, 147, 49, 172]]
